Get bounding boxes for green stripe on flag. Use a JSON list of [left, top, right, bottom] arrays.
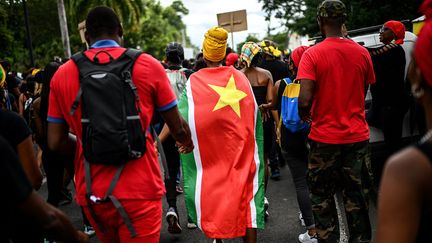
[[178, 87, 198, 225], [254, 108, 265, 228]]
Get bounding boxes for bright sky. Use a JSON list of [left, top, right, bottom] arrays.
[[159, 0, 284, 51]]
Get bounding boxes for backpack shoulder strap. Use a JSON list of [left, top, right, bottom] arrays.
[[283, 77, 293, 85], [69, 52, 89, 116], [71, 51, 99, 80], [118, 48, 143, 80], [123, 48, 143, 63], [71, 52, 88, 71], [281, 78, 291, 96]]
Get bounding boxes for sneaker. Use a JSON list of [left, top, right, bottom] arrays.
[[83, 224, 96, 238], [299, 212, 305, 227], [270, 169, 281, 180], [187, 216, 197, 229], [166, 207, 182, 234], [298, 231, 318, 243], [187, 221, 197, 229], [264, 197, 269, 221]]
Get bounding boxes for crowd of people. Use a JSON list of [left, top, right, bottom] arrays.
[[1, 0, 432, 242]]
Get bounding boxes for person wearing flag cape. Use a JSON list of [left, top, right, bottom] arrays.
[[177, 27, 265, 242]]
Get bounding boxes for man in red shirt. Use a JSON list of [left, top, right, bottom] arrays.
[[47, 6, 193, 243], [298, 0, 375, 242]]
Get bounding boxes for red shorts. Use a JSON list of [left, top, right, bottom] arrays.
[[83, 199, 162, 243]]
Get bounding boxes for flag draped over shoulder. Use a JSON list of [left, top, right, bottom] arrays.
[[178, 66, 265, 239]]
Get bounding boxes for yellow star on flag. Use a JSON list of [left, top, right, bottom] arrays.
[[208, 74, 247, 117]]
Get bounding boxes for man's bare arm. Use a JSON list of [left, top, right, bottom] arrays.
[[261, 80, 281, 110], [158, 124, 171, 143], [160, 106, 193, 153], [47, 122, 76, 155], [298, 79, 315, 121]]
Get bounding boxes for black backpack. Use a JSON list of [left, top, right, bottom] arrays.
[[70, 48, 146, 237], [70, 49, 146, 165]]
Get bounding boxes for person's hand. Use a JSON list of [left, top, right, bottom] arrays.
[[301, 112, 312, 124], [259, 104, 270, 122], [175, 119, 194, 154], [176, 140, 194, 154], [275, 126, 281, 145], [304, 115, 312, 124]]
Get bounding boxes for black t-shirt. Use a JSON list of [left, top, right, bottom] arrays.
[[0, 135, 33, 203], [0, 109, 31, 149], [0, 135, 33, 242], [370, 45, 406, 106], [258, 59, 289, 84]]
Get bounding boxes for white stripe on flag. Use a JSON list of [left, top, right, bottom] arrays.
[[186, 80, 203, 229], [250, 99, 260, 228]]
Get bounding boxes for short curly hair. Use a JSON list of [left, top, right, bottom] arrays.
[[85, 6, 121, 39]]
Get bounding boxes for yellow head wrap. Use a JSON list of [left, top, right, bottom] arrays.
[[0, 64, 5, 88], [260, 40, 282, 58], [31, 68, 41, 76], [202, 27, 228, 62]]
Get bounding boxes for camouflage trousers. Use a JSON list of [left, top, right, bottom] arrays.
[[307, 140, 373, 243]]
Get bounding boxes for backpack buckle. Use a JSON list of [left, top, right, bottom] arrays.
[[89, 195, 109, 204], [130, 150, 142, 159], [122, 71, 132, 82]]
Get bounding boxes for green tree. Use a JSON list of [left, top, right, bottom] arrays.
[[66, 0, 145, 32], [1, 1, 27, 70], [127, 0, 191, 59], [1, 0, 62, 70], [28, 0, 63, 67], [1, 0, 190, 70], [0, 3, 14, 57], [259, 0, 422, 36], [66, 0, 190, 59]]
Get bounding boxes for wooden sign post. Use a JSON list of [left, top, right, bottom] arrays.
[[217, 10, 248, 50], [78, 21, 89, 49]]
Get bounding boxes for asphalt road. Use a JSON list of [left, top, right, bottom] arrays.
[[39, 163, 377, 243]]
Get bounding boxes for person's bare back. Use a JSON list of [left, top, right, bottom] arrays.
[[242, 66, 272, 87]]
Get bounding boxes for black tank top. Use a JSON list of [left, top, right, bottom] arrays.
[[414, 141, 432, 243], [252, 86, 267, 106]]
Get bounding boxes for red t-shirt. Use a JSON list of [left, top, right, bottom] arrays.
[[48, 47, 177, 205], [297, 37, 375, 144]]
